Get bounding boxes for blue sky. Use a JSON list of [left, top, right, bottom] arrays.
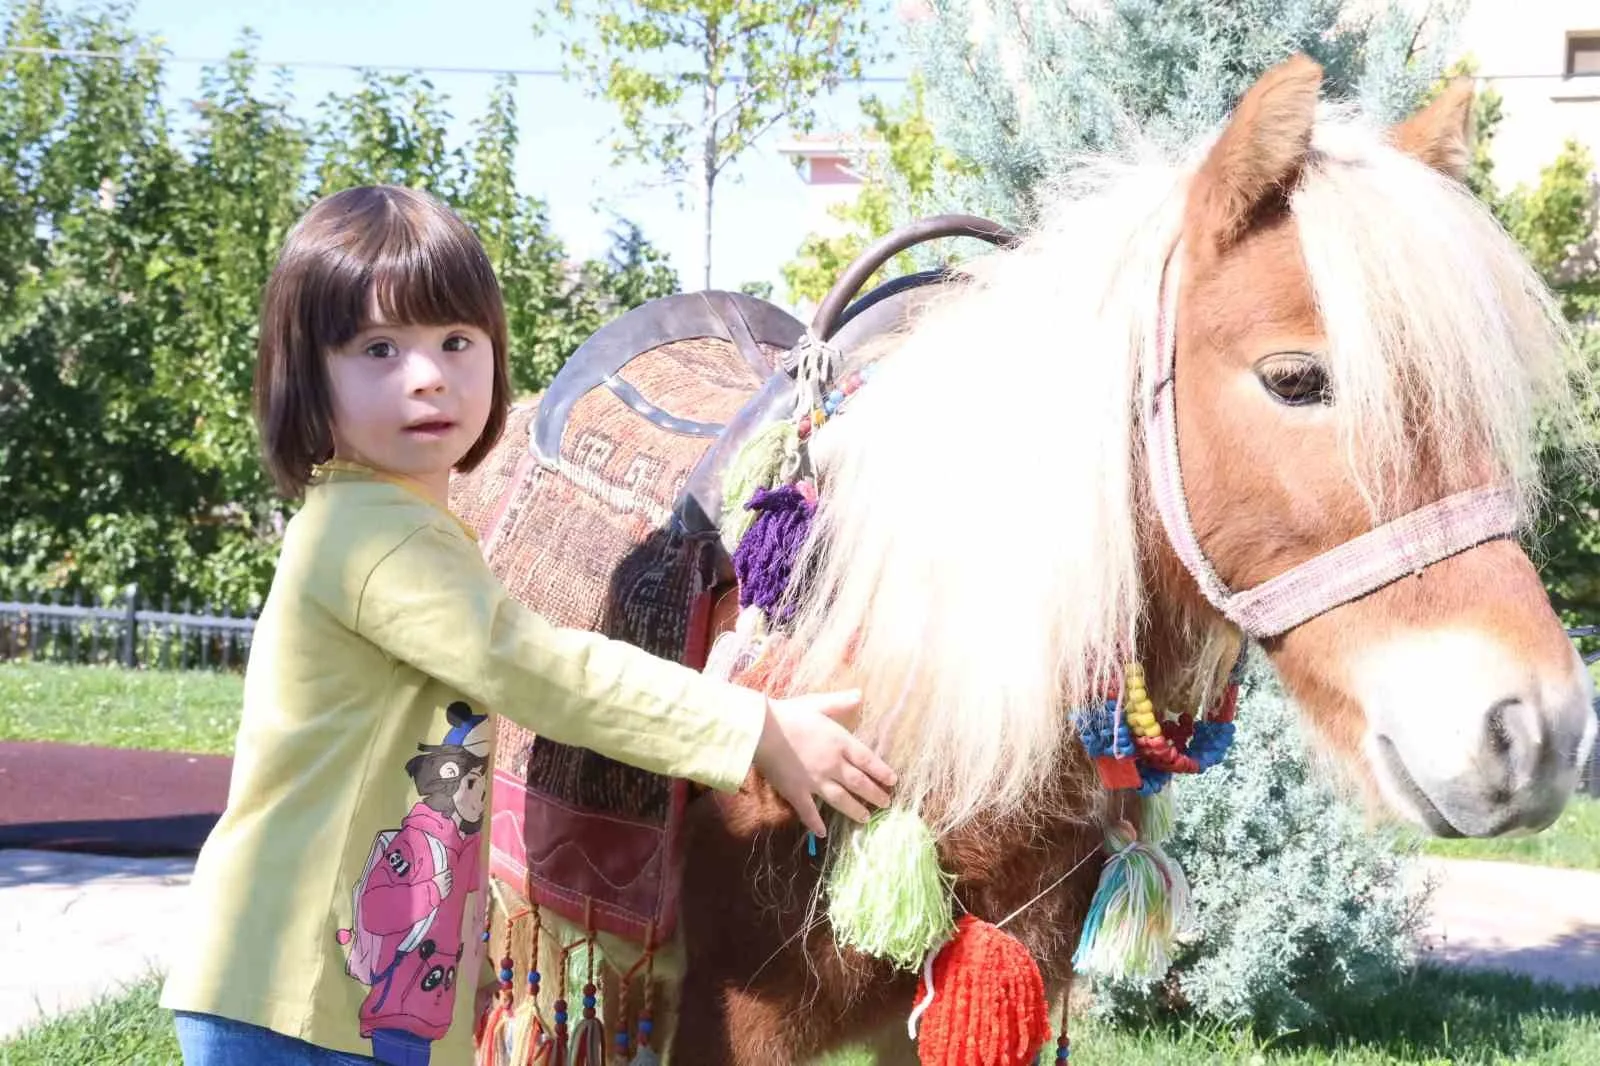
[[99, 0, 914, 300]]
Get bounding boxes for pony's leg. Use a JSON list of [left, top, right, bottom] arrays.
[[667, 973, 743, 1066], [671, 977, 836, 1066]]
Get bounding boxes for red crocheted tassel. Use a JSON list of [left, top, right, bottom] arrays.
[[915, 916, 1050, 1066], [1095, 754, 1142, 790]]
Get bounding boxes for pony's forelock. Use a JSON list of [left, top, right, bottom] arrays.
[[1294, 104, 1582, 520]]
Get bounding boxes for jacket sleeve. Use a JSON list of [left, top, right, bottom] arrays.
[[349, 522, 765, 793]]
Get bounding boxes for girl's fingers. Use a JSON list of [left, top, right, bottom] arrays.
[[813, 689, 865, 729], [788, 786, 827, 837], [846, 738, 897, 789], [837, 762, 892, 810], [820, 781, 872, 825]]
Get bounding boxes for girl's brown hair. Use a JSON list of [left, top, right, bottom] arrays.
[[253, 184, 511, 497]]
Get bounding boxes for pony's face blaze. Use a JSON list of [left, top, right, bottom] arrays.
[[1172, 58, 1596, 838]]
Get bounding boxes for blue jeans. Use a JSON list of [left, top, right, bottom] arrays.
[[172, 1011, 388, 1065]]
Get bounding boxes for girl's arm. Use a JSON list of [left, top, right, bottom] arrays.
[[360, 826, 445, 933], [347, 521, 892, 832]]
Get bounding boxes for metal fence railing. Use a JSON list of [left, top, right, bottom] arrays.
[[0, 585, 255, 671], [0, 586, 1597, 793]]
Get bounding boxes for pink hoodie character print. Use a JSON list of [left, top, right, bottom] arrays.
[[336, 703, 489, 1065]]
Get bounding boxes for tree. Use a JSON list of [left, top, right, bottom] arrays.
[[902, 0, 1467, 1029], [908, 0, 1464, 226], [0, 1, 686, 612], [781, 73, 974, 309], [540, 0, 888, 290]]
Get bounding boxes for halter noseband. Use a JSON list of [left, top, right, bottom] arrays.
[[1144, 245, 1522, 639]]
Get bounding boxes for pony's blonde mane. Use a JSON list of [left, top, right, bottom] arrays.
[[783, 102, 1582, 835], [1294, 106, 1579, 519]]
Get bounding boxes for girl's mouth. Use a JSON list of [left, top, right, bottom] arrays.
[[404, 420, 455, 438]]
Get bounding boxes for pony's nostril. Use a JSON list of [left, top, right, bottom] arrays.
[[1484, 701, 1515, 757], [1484, 697, 1546, 792]]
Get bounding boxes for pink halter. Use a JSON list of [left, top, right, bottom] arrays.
[[1144, 246, 1522, 640]]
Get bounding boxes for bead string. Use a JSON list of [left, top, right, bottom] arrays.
[[1075, 644, 1247, 794], [794, 359, 879, 441]]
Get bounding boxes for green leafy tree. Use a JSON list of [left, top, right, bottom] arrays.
[[0, 1, 686, 612], [540, 0, 887, 289], [909, 0, 1463, 226], [781, 73, 973, 308], [314, 71, 460, 199], [0, 0, 204, 602], [1502, 148, 1600, 619]]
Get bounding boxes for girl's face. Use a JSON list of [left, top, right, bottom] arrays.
[[326, 309, 494, 503], [453, 766, 486, 824]]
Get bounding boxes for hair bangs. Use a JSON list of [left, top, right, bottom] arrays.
[[304, 189, 506, 356]]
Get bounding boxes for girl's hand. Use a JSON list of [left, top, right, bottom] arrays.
[[432, 867, 453, 898], [753, 689, 897, 837]]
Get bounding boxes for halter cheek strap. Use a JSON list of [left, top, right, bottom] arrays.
[[1144, 246, 1523, 640]]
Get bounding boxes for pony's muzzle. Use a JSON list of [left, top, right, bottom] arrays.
[[1357, 629, 1596, 838]]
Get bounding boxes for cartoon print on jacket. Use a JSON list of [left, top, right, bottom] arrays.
[[336, 702, 489, 1066]]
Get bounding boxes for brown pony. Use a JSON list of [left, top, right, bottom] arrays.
[[452, 57, 1597, 1064]]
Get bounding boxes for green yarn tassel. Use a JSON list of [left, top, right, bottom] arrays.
[[1070, 821, 1192, 983], [719, 420, 800, 552], [1140, 787, 1176, 845], [825, 806, 955, 971]]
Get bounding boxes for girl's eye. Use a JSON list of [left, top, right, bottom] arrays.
[[1257, 355, 1332, 407], [443, 334, 471, 353], [364, 340, 399, 360]]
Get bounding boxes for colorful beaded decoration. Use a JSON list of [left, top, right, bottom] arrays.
[[1073, 649, 1245, 795], [794, 360, 878, 441]]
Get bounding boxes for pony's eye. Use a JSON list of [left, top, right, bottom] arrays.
[[1257, 355, 1332, 407]]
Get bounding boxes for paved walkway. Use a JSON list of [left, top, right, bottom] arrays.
[[1, 850, 1597, 1041], [1407, 856, 1600, 989], [1, 849, 196, 1039]]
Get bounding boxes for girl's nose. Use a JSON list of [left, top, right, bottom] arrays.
[[406, 351, 446, 393]]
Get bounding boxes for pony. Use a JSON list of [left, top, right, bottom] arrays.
[[452, 56, 1597, 1065]]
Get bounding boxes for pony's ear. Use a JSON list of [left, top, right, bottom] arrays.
[[1392, 77, 1475, 180], [1187, 54, 1323, 255]]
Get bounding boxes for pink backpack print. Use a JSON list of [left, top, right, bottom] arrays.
[[336, 827, 447, 985]]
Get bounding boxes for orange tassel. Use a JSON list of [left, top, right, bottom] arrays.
[[913, 916, 1049, 1066]]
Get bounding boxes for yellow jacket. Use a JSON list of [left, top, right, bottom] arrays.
[[161, 464, 762, 1062]]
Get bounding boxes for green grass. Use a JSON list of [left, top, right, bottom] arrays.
[[0, 661, 242, 755], [0, 973, 177, 1066], [6, 967, 1599, 1065], [13, 661, 1599, 872], [1409, 796, 1600, 873]]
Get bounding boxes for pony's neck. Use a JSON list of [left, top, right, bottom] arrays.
[[1139, 534, 1237, 713]]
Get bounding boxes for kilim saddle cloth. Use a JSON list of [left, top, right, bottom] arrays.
[[447, 290, 804, 948]]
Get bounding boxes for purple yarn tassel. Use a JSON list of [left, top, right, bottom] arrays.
[[733, 485, 814, 620]]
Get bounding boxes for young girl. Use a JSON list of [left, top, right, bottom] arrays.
[[160, 184, 895, 1065]]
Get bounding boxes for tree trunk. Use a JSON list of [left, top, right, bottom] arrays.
[[702, 165, 715, 291], [701, 23, 719, 291]]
